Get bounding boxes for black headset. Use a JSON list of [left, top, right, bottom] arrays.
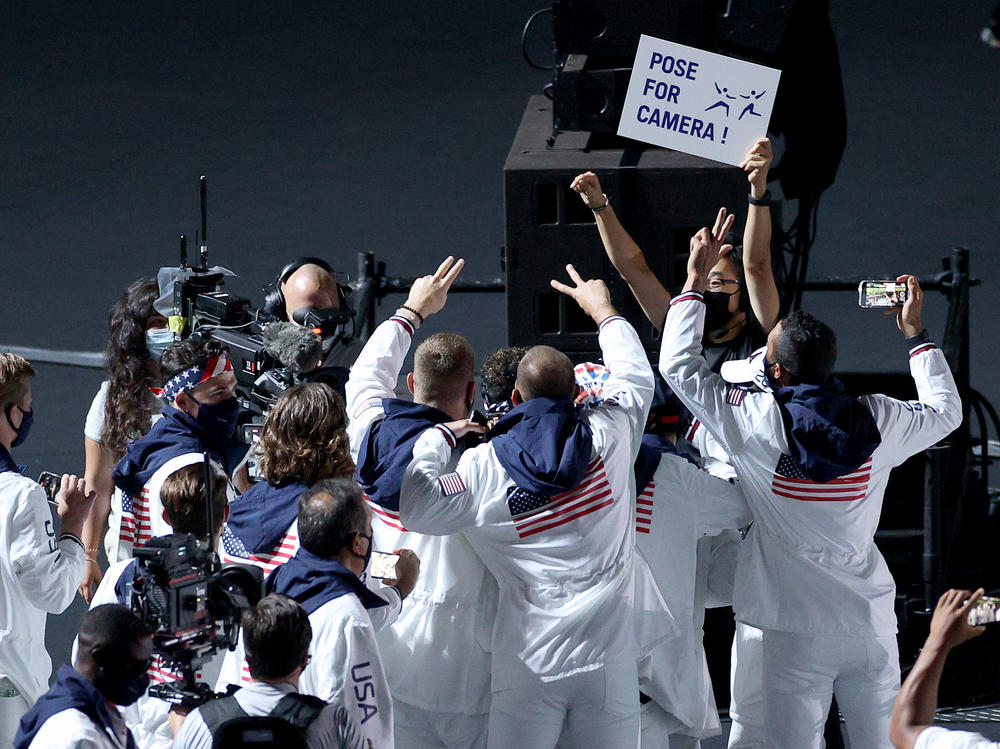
[[262, 256, 353, 321]]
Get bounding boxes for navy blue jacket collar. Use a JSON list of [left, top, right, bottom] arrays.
[[356, 399, 452, 511], [14, 665, 135, 749], [490, 397, 594, 497], [0, 444, 20, 475], [228, 481, 308, 553], [111, 405, 245, 498], [774, 378, 882, 482], [633, 433, 699, 494], [267, 547, 388, 615]]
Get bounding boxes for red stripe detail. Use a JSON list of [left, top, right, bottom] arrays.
[[636, 507, 652, 515], [773, 479, 869, 494], [637, 498, 654, 506], [910, 344, 937, 358], [516, 486, 613, 533], [513, 478, 611, 530], [519, 497, 615, 537], [773, 489, 866, 502], [636, 527, 651, 534], [670, 292, 703, 306]]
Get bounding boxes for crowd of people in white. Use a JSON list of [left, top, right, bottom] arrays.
[[0, 137, 982, 749]]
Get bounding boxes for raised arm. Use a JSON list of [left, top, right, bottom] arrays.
[[659, 215, 760, 454], [890, 589, 984, 749], [571, 172, 671, 329], [740, 138, 780, 333], [861, 275, 962, 464], [345, 256, 465, 450], [551, 264, 655, 443]]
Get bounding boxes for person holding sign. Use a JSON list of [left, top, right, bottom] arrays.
[[572, 139, 777, 748]]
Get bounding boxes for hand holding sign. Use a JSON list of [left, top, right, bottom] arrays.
[[618, 36, 781, 166]]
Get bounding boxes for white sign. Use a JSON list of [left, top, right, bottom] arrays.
[[617, 35, 781, 166]]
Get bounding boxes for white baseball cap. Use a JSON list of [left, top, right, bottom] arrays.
[[719, 346, 772, 393]]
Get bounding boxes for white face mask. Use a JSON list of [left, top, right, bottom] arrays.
[[146, 328, 174, 360]]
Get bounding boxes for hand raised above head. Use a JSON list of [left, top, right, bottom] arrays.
[[550, 264, 617, 324], [892, 274, 924, 339], [403, 256, 465, 320], [686, 208, 735, 282], [570, 172, 605, 207]]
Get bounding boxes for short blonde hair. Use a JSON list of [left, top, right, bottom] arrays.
[[0, 353, 35, 413]]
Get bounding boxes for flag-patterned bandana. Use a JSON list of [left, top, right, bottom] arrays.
[[150, 355, 233, 400]]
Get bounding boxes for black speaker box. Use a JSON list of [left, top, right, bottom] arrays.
[[504, 95, 749, 358]]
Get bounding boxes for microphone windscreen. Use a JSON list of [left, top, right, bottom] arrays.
[[262, 321, 323, 372]]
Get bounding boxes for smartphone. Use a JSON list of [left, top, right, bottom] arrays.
[[37, 471, 61, 507], [967, 595, 1000, 626], [858, 280, 908, 309], [369, 551, 400, 580], [241, 423, 264, 481]]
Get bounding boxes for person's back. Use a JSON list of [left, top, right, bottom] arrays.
[[173, 595, 367, 749], [402, 269, 673, 748]]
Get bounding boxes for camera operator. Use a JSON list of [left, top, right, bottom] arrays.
[[0, 353, 94, 746], [85, 462, 230, 749], [264, 258, 361, 373], [660, 217, 963, 747], [111, 337, 249, 562], [14, 603, 152, 749], [890, 589, 993, 749], [172, 594, 369, 749], [220, 382, 355, 576]]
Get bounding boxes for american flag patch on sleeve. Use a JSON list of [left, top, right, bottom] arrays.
[[726, 385, 747, 406], [437, 472, 467, 496]]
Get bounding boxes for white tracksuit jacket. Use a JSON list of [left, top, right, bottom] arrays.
[[637, 450, 751, 738], [345, 313, 496, 716], [401, 315, 675, 690], [0, 471, 85, 705], [659, 291, 963, 636]]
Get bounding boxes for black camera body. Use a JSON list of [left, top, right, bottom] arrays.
[[127, 533, 263, 706]]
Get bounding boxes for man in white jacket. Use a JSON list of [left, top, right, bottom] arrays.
[[0, 353, 93, 746], [346, 256, 497, 749], [402, 266, 673, 749], [659, 221, 963, 749]]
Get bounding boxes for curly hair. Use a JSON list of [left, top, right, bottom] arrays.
[[480, 346, 527, 406], [101, 279, 160, 462], [257, 382, 355, 486]]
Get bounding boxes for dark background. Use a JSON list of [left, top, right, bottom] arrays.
[[2, 0, 998, 730]]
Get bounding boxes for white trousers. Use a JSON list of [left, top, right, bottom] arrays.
[[0, 683, 31, 748], [639, 698, 702, 749], [761, 629, 899, 749], [489, 662, 640, 749], [728, 622, 765, 749], [393, 699, 488, 749]]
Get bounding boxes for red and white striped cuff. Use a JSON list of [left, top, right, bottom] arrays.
[[670, 291, 704, 306], [598, 314, 627, 332], [389, 314, 416, 336], [433, 424, 457, 447]]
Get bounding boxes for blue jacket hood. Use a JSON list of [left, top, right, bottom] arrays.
[[356, 399, 451, 511], [267, 547, 388, 615], [228, 481, 309, 554], [14, 665, 136, 749], [774, 378, 882, 482], [490, 397, 594, 497], [111, 406, 246, 497]]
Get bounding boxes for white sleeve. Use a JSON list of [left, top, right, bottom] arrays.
[[84, 381, 109, 443], [590, 315, 655, 454], [400, 426, 497, 536], [345, 314, 416, 451], [913, 726, 1000, 749], [661, 455, 753, 535], [341, 618, 393, 749], [364, 583, 402, 631], [860, 344, 962, 467], [9, 482, 85, 614], [659, 291, 760, 454]]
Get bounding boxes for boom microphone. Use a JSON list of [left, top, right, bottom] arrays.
[[261, 321, 323, 373]]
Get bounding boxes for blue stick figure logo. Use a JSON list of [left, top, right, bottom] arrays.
[[738, 89, 766, 120], [704, 82, 736, 116]]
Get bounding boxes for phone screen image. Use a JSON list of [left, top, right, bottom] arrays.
[[859, 281, 908, 308], [369, 551, 399, 580]]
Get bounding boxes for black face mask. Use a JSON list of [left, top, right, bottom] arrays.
[[193, 396, 240, 440], [762, 355, 781, 391], [703, 291, 737, 335], [96, 656, 151, 706], [6, 406, 33, 447], [355, 529, 373, 576]]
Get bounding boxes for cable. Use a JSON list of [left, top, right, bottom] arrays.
[[522, 8, 554, 71]]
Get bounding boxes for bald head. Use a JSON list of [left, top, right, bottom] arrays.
[[515, 346, 576, 401], [282, 263, 339, 321]]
